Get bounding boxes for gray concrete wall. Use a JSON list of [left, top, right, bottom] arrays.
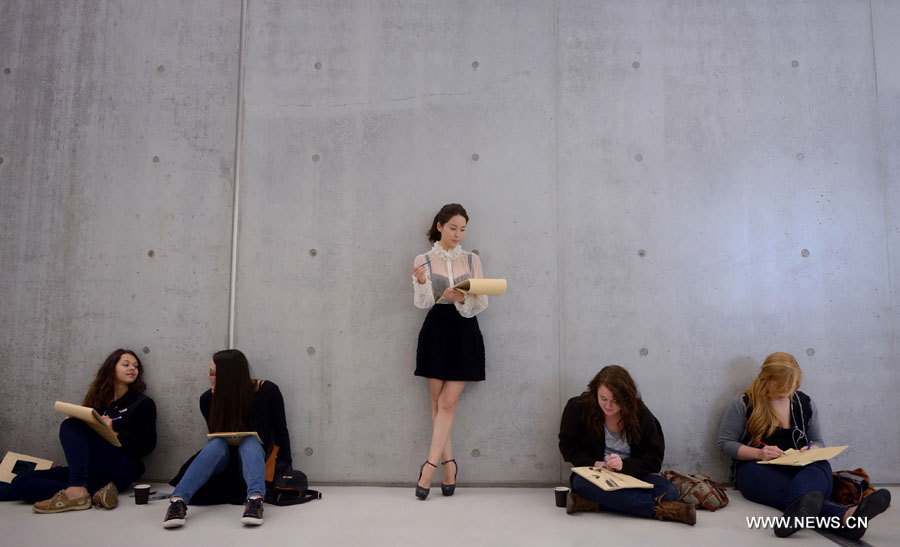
[[1, 0, 897, 485]]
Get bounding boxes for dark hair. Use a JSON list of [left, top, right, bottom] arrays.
[[581, 365, 646, 445], [427, 203, 469, 243], [207, 349, 256, 434], [82, 349, 146, 409]]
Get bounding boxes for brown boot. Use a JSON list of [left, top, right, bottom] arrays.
[[566, 492, 602, 514], [653, 497, 696, 525]]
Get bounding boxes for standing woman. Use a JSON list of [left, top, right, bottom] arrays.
[[3, 349, 157, 512], [164, 349, 292, 528], [558, 365, 695, 525], [717, 352, 891, 540], [411, 203, 487, 499]]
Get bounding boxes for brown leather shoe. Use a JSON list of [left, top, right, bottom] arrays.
[[92, 482, 119, 509], [653, 499, 697, 525], [32, 490, 91, 514], [566, 492, 603, 514]]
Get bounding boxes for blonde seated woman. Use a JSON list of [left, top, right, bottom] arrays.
[[717, 352, 891, 540]]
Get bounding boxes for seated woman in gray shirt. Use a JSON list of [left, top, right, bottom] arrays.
[[717, 352, 890, 540]]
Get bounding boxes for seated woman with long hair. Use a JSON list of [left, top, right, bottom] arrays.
[[717, 352, 891, 539], [558, 365, 695, 525], [2, 349, 157, 512], [164, 349, 292, 529]]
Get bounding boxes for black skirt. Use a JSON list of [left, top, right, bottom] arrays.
[[415, 304, 485, 381]]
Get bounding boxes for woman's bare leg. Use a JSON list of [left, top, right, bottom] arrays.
[[418, 380, 466, 488]]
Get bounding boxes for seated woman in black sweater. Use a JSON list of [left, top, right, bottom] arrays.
[[164, 349, 292, 529], [2, 349, 157, 512], [558, 365, 694, 524]]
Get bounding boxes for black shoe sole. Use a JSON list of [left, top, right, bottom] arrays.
[[774, 491, 824, 538], [840, 489, 891, 540]]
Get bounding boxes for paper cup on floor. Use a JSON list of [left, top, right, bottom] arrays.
[[554, 486, 569, 508], [134, 484, 151, 505]]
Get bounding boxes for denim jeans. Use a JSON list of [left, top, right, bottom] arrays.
[[171, 436, 266, 503], [735, 460, 845, 519], [5, 419, 138, 502], [572, 473, 679, 518]]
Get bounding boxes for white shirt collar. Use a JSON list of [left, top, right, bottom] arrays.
[[431, 241, 463, 260]]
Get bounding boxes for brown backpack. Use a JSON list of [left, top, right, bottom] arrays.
[[660, 470, 729, 511], [832, 468, 876, 506]]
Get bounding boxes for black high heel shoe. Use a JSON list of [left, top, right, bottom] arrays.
[[441, 459, 458, 496], [415, 461, 437, 500]]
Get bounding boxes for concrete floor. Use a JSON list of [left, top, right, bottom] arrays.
[[0, 485, 895, 546]]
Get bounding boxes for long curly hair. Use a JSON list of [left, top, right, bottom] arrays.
[[744, 352, 802, 445], [82, 349, 146, 409], [581, 365, 646, 446]]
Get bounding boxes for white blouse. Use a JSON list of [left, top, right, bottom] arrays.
[[412, 242, 488, 318]]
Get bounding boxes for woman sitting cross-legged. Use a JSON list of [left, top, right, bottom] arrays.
[[164, 349, 292, 529], [558, 365, 695, 525], [717, 352, 891, 540]]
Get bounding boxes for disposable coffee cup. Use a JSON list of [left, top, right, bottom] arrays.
[[134, 483, 151, 505], [554, 486, 569, 508]]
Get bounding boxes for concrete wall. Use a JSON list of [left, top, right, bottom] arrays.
[[1, 0, 897, 485]]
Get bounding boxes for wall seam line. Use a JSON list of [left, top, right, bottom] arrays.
[[228, 0, 249, 348], [553, 0, 563, 485]]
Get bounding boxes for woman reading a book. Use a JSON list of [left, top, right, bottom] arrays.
[[164, 349, 292, 529], [717, 352, 891, 539], [3, 348, 157, 513], [410, 203, 487, 499], [558, 365, 695, 524]]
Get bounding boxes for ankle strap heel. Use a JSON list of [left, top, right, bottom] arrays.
[[441, 459, 458, 497]]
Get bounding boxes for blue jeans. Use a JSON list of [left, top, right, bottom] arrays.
[[572, 473, 679, 518], [735, 460, 845, 519], [4, 419, 138, 502], [172, 437, 265, 503]]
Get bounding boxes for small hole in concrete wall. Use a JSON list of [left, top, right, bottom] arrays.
[[472, 61, 479, 69], [637, 249, 646, 257], [152, 156, 160, 163], [796, 153, 805, 161], [157, 65, 165, 73], [0, 157, 4, 164], [314, 62, 322, 70], [632, 61, 640, 69], [312, 154, 320, 162], [634, 153, 643, 162], [806, 348, 815, 356], [471, 449, 481, 457], [801, 249, 809, 257], [309, 248, 317, 257], [3, 68, 10, 75], [142, 347, 151, 354], [791, 60, 799, 68], [305, 447, 314, 456], [147, 250, 155, 257], [307, 347, 315, 356], [471, 153, 479, 161], [639, 347, 648, 356]]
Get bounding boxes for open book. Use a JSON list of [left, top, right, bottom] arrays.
[[207, 432, 262, 446], [54, 401, 121, 447], [758, 445, 848, 466], [572, 466, 653, 491]]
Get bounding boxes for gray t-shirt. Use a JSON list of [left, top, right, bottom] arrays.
[[604, 424, 631, 458]]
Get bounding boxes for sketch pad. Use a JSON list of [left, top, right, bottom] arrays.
[[758, 445, 848, 466], [0, 451, 53, 483], [572, 466, 653, 491], [452, 278, 507, 296]]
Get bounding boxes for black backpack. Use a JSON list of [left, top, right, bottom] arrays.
[[264, 445, 322, 506]]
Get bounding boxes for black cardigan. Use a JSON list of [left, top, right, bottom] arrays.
[[169, 380, 293, 505], [558, 395, 666, 477], [98, 390, 157, 476]]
